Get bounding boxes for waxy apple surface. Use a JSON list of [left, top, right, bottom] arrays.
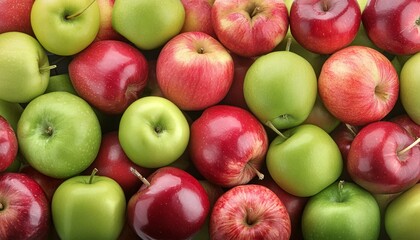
[[0, 0, 35, 36], [0, 116, 18, 172], [400, 52, 420, 125]]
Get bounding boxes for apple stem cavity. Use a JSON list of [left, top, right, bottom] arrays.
[[0, 202, 3, 211], [265, 121, 287, 139], [39, 65, 57, 72], [130, 167, 151, 187], [89, 168, 98, 184], [66, 0, 96, 19], [248, 163, 264, 180], [322, 0, 330, 11], [250, 6, 261, 18], [197, 47, 205, 54], [345, 123, 358, 137], [398, 138, 420, 156]]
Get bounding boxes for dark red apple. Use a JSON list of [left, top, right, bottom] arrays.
[[0, 116, 18, 172], [390, 114, 420, 139]]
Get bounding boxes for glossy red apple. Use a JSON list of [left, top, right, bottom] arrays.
[[68, 40, 149, 115], [0, 172, 50, 239], [127, 166, 210, 240], [362, 0, 420, 55], [290, 0, 361, 54], [390, 114, 420, 139], [190, 105, 269, 187], [0, 116, 18, 172], [0, 0, 35, 36], [347, 121, 420, 194], [180, 0, 215, 37]]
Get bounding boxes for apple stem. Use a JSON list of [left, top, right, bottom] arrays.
[[39, 65, 57, 72], [89, 168, 98, 184], [322, 0, 329, 11], [398, 138, 420, 156], [197, 47, 205, 54], [338, 180, 345, 202], [250, 6, 261, 18], [345, 123, 358, 137], [248, 163, 264, 180], [66, 0, 96, 19], [285, 37, 292, 52], [265, 121, 287, 139], [130, 167, 151, 187]]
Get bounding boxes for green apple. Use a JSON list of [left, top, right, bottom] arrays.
[[385, 183, 420, 240], [112, 0, 185, 50], [119, 96, 190, 168], [266, 124, 343, 197], [0, 32, 50, 103], [244, 51, 317, 130], [31, 0, 100, 56], [45, 74, 78, 95], [52, 169, 126, 240], [302, 181, 381, 240], [400, 52, 420, 124], [17, 91, 102, 179], [303, 94, 341, 133], [0, 99, 24, 131]]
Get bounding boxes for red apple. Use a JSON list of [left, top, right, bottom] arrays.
[[127, 167, 210, 240], [68, 40, 149, 115], [180, 0, 215, 37], [0, 0, 35, 36], [362, 0, 420, 55], [95, 0, 126, 41], [190, 105, 269, 187], [347, 121, 420, 194], [0, 172, 50, 239], [210, 184, 291, 239], [390, 114, 420, 139], [211, 0, 289, 57], [290, 0, 361, 54], [156, 31, 234, 111], [0, 116, 18, 172], [318, 46, 399, 126]]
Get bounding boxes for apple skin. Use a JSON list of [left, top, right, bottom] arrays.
[[318, 45, 399, 126], [156, 31, 234, 111], [0, 172, 50, 240], [390, 114, 420, 139], [0, 116, 18, 172], [189, 105, 269, 188], [68, 40, 149, 115], [181, 0, 215, 37], [127, 166, 210, 240], [210, 184, 291, 240], [95, 0, 125, 41], [0, 0, 35, 36], [362, 0, 420, 55], [211, 0, 289, 57], [347, 121, 420, 194], [303, 94, 340, 133], [400, 52, 420, 125], [290, 0, 361, 54]]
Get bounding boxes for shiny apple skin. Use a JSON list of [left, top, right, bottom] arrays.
[[390, 114, 420, 139], [362, 0, 420, 55], [0, 116, 18, 172], [69, 40, 149, 114], [347, 121, 420, 194], [127, 166, 210, 240]]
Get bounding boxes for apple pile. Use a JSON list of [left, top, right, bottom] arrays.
[[0, 0, 419, 239]]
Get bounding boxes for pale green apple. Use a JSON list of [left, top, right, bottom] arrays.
[[0, 32, 50, 103], [45, 74, 78, 95], [0, 99, 23, 131], [400, 52, 420, 124], [112, 0, 185, 50]]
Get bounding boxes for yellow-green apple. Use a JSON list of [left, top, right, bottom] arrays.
[[0, 116, 18, 172], [0, 32, 50, 103], [17, 92, 102, 179], [302, 181, 381, 240], [0, 0, 35, 36], [95, 0, 125, 41], [211, 0, 289, 57], [68, 40, 149, 115], [347, 121, 420, 194], [362, 0, 420, 55], [156, 31, 234, 111], [0, 99, 23, 131], [400, 52, 420, 124], [45, 74, 77, 95], [118, 96, 190, 168], [210, 184, 291, 239], [289, 0, 361, 54], [127, 166, 210, 240], [243, 50, 318, 130], [112, 0, 185, 50], [189, 105, 269, 187], [266, 124, 343, 197], [318, 46, 399, 126], [0, 172, 50, 239], [181, 0, 215, 37]]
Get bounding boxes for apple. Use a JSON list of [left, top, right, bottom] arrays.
[[31, 0, 101, 56], [95, 0, 125, 41], [127, 166, 210, 240], [156, 31, 234, 111], [390, 114, 420, 139], [210, 184, 291, 239], [68, 40, 149, 115], [17, 91, 102, 179], [266, 124, 343, 197], [189, 105, 269, 187], [362, 0, 420, 55], [52, 169, 126, 240], [0, 172, 50, 239], [303, 94, 341, 133], [243, 50, 318, 130], [302, 181, 381, 240], [118, 96, 190, 168], [347, 121, 420, 194], [0, 116, 18, 172], [211, 0, 289, 57], [112, 0, 185, 50], [289, 0, 361, 54], [0, 0, 35, 36], [0, 99, 23, 131], [318, 45, 399, 126], [45, 74, 78, 95], [400, 52, 420, 125], [0, 31, 50, 103], [181, 0, 215, 37]]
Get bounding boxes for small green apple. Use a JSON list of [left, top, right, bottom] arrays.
[[303, 95, 341, 133], [0, 99, 24, 131], [45, 74, 78, 95], [119, 96, 190, 168], [0, 32, 50, 103], [400, 52, 420, 124], [112, 0, 185, 50]]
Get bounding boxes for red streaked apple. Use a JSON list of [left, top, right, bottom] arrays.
[[0, 116, 18, 172], [156, 31, 234, 111], [181, 0, 215, 37], [0, 0, 35, 36], [95, 0, 125, 41], [211, 0, 289, 57], [318, 45, 399, 126]]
